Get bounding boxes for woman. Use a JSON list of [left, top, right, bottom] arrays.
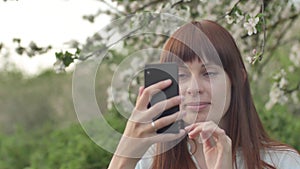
[[108, 20, 300, 169]]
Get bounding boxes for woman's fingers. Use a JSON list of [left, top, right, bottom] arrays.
[[131, 95, 181, 123], [153, 129, 186, 142], [185, 121, 231, 148], [136, 86, 145, 102], [135, 79, 172, 110], [147, 95, 182, 118], [147, 111, 184, 132], [185, 121, 217, 139]]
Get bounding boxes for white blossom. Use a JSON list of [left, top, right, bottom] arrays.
[[279, 77, 288, 89], [266, 69, 290, 110], [106, 86, 114, 110], [290, 0, 300, 12], [196, 4, 203, 16], [288, 66, 295, 72], [243, 16, 259, 36], [119, 68, 133, 81], [109, 63, 118, 72], [252, 72, 258, 81], [130, 93, 137, 100], [129, 1, 139, 11], [246, 56, 254, 64], [130, 57, 145, 70], [291, 91, 299, 104], [266, 83, 288, 110], [160, 3, 177, 15], [273, 69, 286, 80], [252, 48, 257, 55], [225, 15, 234, 24], [131, 79, 137, 86], [289, 44, 300, 66], [53, 59, 65, 73], [235, 11, 244, 23]]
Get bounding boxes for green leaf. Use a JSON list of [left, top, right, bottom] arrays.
[[15, 47, 25, 55], [64, 51, 73, 58], [245, 14, 250, 20], [13, 38, 21, 44], [55, 52, 64, 60], [62, 52, 74, 67], [256, 13, 264, 19], [75, 48, 81, 55]]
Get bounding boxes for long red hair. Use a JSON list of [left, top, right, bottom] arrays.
[[151, 20, 283, 169]]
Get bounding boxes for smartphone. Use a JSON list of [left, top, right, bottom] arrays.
[[144, 63, 183, 133]]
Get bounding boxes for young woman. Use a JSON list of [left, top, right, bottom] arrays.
[[108, 20, 300, 169]]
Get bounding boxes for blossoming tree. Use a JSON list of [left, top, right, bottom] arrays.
[[53, 0, 300, 114], [1, 0, 300, 139]]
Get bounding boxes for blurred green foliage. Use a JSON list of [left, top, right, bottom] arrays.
[[0, 67, 119, 169], [0, 123, 113, 169], [1, 0, 299, 168], [0, 67, 299, 169], [0, 70, 75, 133]]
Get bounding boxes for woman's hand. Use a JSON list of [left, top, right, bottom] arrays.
[[185, 121, 232, 169], [124, 79, 185, 138], [112, 79, 186, 159]]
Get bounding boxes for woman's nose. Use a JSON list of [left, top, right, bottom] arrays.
[[186, 78, 204, 96]]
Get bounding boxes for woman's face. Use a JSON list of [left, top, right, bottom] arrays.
[[179, 60, 232, 124]]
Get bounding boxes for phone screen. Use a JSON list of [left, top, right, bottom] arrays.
[[144, 63, 183, 133]]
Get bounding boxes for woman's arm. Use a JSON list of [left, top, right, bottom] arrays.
[[108, 80, 186, 169]]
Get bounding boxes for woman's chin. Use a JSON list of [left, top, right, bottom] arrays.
[[182, 112, 208, 124]]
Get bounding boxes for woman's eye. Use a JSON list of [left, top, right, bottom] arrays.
[[179, 73, 189, 79], [204, 72, 218, 77], [179, 74, 187, 78]]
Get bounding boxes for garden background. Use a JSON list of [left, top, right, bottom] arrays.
[[1, 0, 300, 168]]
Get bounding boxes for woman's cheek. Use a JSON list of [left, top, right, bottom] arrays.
[[179, 84, 187, 95]]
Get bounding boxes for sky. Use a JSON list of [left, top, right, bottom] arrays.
[[0, 0, 112, 76]]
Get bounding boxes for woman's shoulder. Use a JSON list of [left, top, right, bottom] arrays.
[[262, 148, 300, 168], [235, 147, 300, 168]]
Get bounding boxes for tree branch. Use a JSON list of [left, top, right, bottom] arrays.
[[259, 0, 266, 61], [100, 0, 126, 15], [285, 81, 300, 94], [133, 0, 166, 13], [256, 19, 295, 74], [241, 13, 300, 39], [79, 14, 161, 61], [217, 0, 241, 21]]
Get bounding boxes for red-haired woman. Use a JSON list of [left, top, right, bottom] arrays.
[[108, 20, 300, 169]]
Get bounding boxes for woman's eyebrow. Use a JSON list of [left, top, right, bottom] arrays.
[[201, 63, 219, 69], [179, 65, 189, 69]]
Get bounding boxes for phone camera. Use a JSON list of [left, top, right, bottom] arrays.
[[146, 71, 150, 75]]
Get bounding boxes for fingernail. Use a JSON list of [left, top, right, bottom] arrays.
[[164, 79, 172, 83], [185, 126, 190, 130], [180, 95, 185, 101], [177, 96, 182, 101]]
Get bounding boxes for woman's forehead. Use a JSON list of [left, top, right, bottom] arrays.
[[178, 60, 221, 69]]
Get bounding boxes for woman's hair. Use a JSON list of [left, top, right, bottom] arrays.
[[151, 20, 282, 169]]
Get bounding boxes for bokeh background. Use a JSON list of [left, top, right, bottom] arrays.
[[1, 0, 300, 168]]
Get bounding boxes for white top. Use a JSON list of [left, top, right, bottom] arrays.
[[135, 144, 300, 169]]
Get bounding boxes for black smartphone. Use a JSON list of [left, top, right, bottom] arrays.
[[144, 63, 183, 133]]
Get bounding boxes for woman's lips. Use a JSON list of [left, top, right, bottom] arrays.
[[184, 102, 210, 112]]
